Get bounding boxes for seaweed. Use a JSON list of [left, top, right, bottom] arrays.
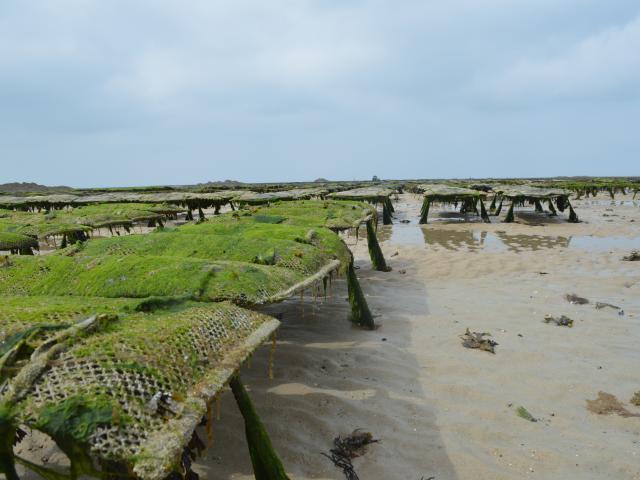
[[516, 406, 537, 422], [543, 315, 574, 327], [586, 392, 640, 418], [460, 329, 497, 353], [1, 301, 281, 479], [322, 430, 379, 480], [230, 376, 290, 480], [365, 220, 390, 272], [346, 261, 375, 329], [564, 293, 589, 305]]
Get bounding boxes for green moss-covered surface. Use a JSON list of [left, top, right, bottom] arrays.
[[0, 231, 38, 253], [232, 188, 327, 206], [532, 178, 639, 199], [231, 199, 376, 231], [328, 188, 395, 225], [208, 200, 387, 270], [0, 295, 140, 341], [0, 220, 348, 305], [0, 254, 312, 304], [1, 299, 280, 479], [171, 222, 351, 273], [0, 196, 378, 479], [0, 203, 183, 250]]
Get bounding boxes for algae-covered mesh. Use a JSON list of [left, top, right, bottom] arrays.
[[0, 232, 39, 253], [0, 203, 186, 255], [1, 298, 279, 479], [232, 199, 376, 231], [232, 188, 327, 205], [328, 188, 395, 225], [0, 222, 347, 304]]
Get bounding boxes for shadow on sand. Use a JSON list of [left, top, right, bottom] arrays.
[[193, 255, 459, 480]]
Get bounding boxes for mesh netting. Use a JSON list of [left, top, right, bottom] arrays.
[[0, 203, 183, 244], [227, 199, 375, 231], [0, 218, 347, 304], [79, 223, 348, 277], [1, 298, 279, 479]]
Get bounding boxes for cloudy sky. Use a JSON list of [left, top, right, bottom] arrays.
[[1, 1, 639, 187]]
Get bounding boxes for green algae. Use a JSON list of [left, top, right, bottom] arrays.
[[366, 220, 389, 272], [78, 222, 350, 277], [1, 301, 280, 479], [0, 203, 182, 249], [235, 200, 375, 231], [346, 261, 375, 329], [0, 197, 380, 478], [230, 376, 290, 480], [0, 231, 38, 254], [0, 405, 19, 480], [35, 395, 115, 444]]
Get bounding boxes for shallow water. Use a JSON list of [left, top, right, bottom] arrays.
[[388, 226, 640, 253], [576, 200, 639, 207]]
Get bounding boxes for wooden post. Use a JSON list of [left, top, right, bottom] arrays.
[[229, 376, 290, 480], [382, 199, 393, 225], [346, 261, 375, 329], [0, 407, 19, 480], [479, 199, 491, 223], [504, 202, 515, 223], [419, 198, 431, 224], [366, 220, 390, 271], [534, 199, 544, 213], [568, 202, 579, 223]]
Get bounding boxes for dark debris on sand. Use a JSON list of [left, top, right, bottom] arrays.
[[460, 329, 498, 354], [596, 302, 624, 313], [586, 392, 640, 418], [544, 315, 574, 327], [622, 250, 640, 261], [564, 293, 589, 305], [323, 430, 379, 480]]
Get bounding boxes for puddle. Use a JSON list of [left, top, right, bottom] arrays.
[[387, 226, 640, 253], [568, 235, 640, 251], [576, 200, 639, 207]]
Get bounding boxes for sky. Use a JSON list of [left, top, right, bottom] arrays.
[[1, 1, 639, 187]]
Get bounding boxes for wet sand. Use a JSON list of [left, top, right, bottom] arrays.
[[195, 193, 640, 479]]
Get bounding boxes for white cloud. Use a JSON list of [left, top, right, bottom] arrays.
[[473, 15, 640, 102], [100, 1, 386, 107], [1, 0, 640, 185]]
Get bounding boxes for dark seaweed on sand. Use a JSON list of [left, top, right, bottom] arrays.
[[322, 430, 379, 480], [460, 329, 498, 354]]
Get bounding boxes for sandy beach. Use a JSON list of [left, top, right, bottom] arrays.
[[190, 193, 640, 480]]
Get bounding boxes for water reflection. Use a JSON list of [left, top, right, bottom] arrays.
[[421, 229, 485, 251], [577, 200, 639, 207], [416, 228, 638, 253], [494, 232, 571, 252]]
